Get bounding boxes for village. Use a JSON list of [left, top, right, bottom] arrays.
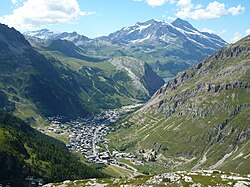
[[44, 104, 142, 166]]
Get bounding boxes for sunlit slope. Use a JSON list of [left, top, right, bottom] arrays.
[[108, 35, 250, 174]]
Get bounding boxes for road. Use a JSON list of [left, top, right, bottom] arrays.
[[92, 127, 98, 156]]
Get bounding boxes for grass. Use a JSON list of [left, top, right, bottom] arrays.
[[106, 47, 250, 174], [102, 164, 134, 178], [48, 170, 250, 186]]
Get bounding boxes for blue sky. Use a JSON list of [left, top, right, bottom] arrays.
[[0, 0, 249, 43]]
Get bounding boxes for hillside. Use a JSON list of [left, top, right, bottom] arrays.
[[0, 24, 92, 119], [107, 35, 250, 174], [35, 40, 164, 102], [0, 111, 105, 186], [0, 23, 163, 121]]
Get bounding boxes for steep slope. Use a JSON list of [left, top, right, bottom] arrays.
[[108, 35, 250, 174], [45, 39, 102, 62], [25, 18, 227, 78], [0, 111, 105, 186], [0, 24, 164, 121], [0, 24, 93, 119], [109, 57, 164, 97]]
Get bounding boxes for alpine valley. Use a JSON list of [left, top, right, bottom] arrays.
[[0, 16, 249, 187], [0, 23, 164, 120]]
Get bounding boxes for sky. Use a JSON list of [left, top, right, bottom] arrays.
[[0, 0, 249, 43]]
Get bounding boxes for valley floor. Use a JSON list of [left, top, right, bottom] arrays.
[[38, 104, 144, 178]]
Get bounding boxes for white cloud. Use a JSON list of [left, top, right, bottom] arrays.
[[11, 0, 25, 6], [175, 0, 193, 18], [146, 0, 168, 7], [168, 16, 176, 21], [228, 5, 245, 16], [1, 0, 95, 31], [230, 32, 242, 43], [11, 0, 18, 4], [200, 28, 215, 34], [176, 0, 245, 20], [194, 4, 202, 10], [246, 28, 250, 36], [136, 0, 176, 7], [230, 29, 250, 43], [218, 29, 227, 36]]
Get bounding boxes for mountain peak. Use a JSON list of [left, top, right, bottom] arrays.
[[171, 18, 197, 31], [145, 19, 166, 25], [39, 28, 49, 32], [24, 29, 61, 40]]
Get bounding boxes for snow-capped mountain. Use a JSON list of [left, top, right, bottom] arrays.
[[56, 31, 90, 45], [24, 18, 227, 51], [103, 18, 227, 50], [24, 29, 90, 45], [24, 29, 61, 40]]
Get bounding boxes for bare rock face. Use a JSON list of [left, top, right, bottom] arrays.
[[109, 56, 164, 97]]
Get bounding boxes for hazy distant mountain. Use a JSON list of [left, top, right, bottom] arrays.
[[24, 29, 60, 40], [25, 18, 227, 78], [24, 29, 90, 45]]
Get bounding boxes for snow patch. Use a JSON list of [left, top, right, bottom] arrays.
[[233, 152, 244, 160], [131, 34, 151, 43], [210, 148, 237, 169]]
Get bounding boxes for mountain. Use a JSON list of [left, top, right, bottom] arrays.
[[0, 23, 163, 121], [0, 24, 92, 119], [109, 56, 164, 97], [45, 39, 102, 62], [35, 37, 164, 100], [0, 111, 105, 186], [24, 29, 60, 40], [98, 18, 227, 77], [105, 18, 226, 48], [107, 35, 250, 174], [25, 18, 227, 78], [55, 31, 90, 45], [24, 29, 90, 45]]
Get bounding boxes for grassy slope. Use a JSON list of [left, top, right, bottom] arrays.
[[107, 35, 250, 174]]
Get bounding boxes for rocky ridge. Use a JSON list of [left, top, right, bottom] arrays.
[[44, 170, 250, 187]]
